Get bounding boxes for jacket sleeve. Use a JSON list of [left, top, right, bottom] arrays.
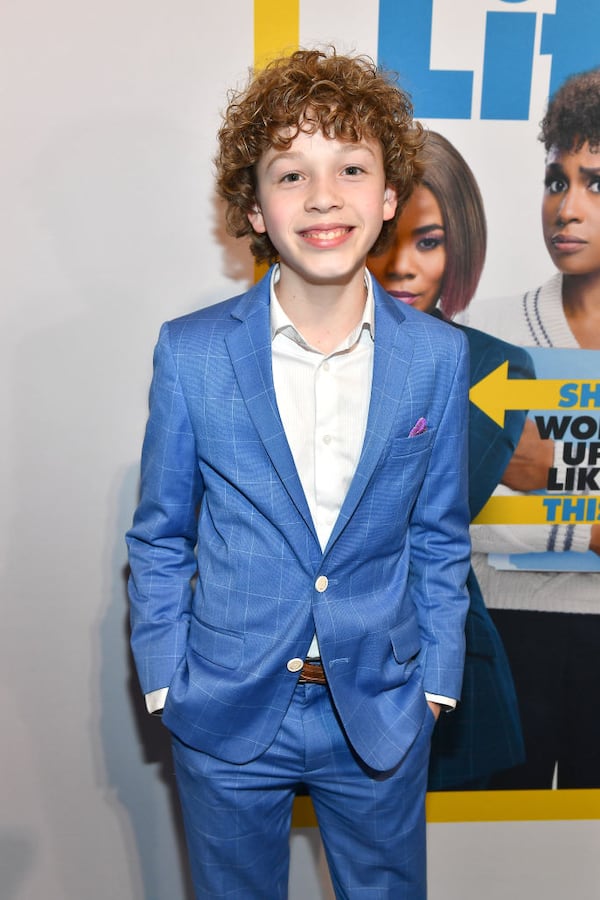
[[126, 322, 204, 695], [407, 329, 471, 701]]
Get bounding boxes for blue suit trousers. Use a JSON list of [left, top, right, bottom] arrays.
[[171, 683, 435, 899]]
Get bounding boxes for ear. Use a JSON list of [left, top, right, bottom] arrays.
[[247, 203, 267, 234], [382, 185, 398, 221]]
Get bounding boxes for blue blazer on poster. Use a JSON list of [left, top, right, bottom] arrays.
[[428, 322, 532, 790], [127, 269, 471, 774]]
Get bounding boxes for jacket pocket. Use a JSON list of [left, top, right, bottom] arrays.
[[389, 615, 422, 683], [188, 618, 243, 669], [388, 429, 435, 458]]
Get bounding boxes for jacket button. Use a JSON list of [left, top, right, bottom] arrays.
[[315, 575, 328, 592], [287, 658, 304, 673]]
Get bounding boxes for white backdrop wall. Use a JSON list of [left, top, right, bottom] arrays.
[[2, 2, 599, 898]]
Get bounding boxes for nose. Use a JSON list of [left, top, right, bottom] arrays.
[[380, 239, 416, 282], [305, 174, 342, 212], [556, 187, 584, 225]]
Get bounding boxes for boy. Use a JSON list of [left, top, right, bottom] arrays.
[[127, 48, 471, 898]]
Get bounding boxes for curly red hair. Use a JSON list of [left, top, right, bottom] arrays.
[[215, 48, 423, 263]]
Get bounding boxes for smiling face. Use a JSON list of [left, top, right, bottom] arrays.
[[247, 127, 397, 296], [542, 142, 600, 279], [367, 185, 446, 313]]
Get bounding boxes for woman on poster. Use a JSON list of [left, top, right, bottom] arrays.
[[369, 131, 531, 790], [461, 68, 600, 788]]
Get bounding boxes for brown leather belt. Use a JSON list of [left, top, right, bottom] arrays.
[[298, 660, 327, 685]]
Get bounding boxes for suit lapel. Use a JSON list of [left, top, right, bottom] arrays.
[[225, 271, 317, 539], [326, 285, 415, 551], [225, 274, 416, 555]]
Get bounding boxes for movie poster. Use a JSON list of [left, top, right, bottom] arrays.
[[375, 0, 600, 806]]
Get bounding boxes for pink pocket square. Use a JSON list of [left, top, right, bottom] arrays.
[[408, 417, 427, 437]]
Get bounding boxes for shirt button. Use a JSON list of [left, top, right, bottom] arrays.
[[323, 361, 330, 372], [323, 434, 331, 445], [287, 657, 304, 673], [315, 575, 328, 592]]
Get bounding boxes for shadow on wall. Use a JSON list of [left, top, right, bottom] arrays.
[[0, 832, 36, 900], [212, 189, 256, 287], [95, 467, 194, 900], [3, 113, 251, 899]]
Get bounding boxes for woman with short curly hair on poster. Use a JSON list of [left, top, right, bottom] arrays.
[[461, 68, 600, 789]]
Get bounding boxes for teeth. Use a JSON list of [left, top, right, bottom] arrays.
[[303, 228, 349, 240]]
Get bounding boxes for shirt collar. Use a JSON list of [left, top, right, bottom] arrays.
[[269, 263, 375, 352]]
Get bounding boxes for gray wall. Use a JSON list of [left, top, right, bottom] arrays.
[[2, 3, 599, 898]]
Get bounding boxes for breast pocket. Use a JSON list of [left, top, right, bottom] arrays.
[[379, 429, 436, 505], [388, 428, 435, 459]]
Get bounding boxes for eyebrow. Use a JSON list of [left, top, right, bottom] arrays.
[[545, 162, 600, 176], [413, 223, 444, 235], [263, 142, 377, 171]]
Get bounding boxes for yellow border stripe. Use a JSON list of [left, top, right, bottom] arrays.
[[254, 0, 299, 70], [253, 1, 299, 282], [292, 790, 600, 827], [426, 789, 600, 822]]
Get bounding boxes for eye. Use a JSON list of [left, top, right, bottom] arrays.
[[342, 165, 364, 176], [417, 235, 444, 251], [589, 177, 600, 193], [545, 176, 567, 194], [280, 172, 302, 183]]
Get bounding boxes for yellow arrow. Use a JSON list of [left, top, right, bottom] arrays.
[[469, 361, 600, 427]]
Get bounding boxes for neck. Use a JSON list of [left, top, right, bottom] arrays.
[[276, 266, 368, 354], [562, 271, 600, 312], [562, 272, 600, 349]]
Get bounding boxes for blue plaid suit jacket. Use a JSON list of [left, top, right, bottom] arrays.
[[127, 269, 471, 772]]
